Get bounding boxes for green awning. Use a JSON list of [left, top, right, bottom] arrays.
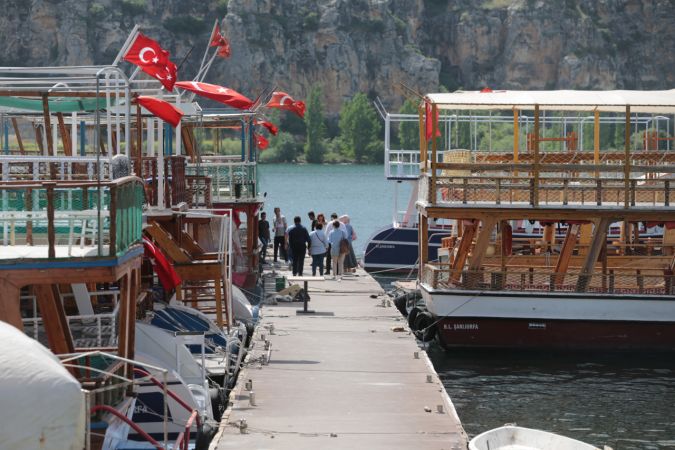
[[0, 96, 112, 113]]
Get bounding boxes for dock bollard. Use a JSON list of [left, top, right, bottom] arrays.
[[249, 391, 256, 406], [245, 379, 253, 391], [239, 419, 248, 434], [437, 404, 444, 414], [260, 333, 266, 341], [413, 351, 419, 359], [426, 375, 433, 383]]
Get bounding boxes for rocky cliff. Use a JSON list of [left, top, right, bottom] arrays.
[[0, 0, 673, 113]]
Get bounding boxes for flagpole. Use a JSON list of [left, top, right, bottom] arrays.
[[112, 25, 140, 66], [199, 20, 219, 70]]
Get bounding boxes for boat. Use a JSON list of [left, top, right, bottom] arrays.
[[412, 89, 675, 350], [469, 425, 601, 450], [366, 101, 669, 274]]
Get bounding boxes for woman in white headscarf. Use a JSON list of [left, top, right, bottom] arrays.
[[339, 215, 358, 272]]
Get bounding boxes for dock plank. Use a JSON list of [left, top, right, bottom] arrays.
[[210, 267, 467, 450]]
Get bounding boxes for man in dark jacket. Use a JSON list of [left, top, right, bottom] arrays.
[[287, 216, 311, 276], [258, 211, 270, 262]]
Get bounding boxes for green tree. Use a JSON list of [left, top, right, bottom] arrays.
[[398, 99, 419, 151], [338, 93, 382, 163], [304, 86, 326, 163]]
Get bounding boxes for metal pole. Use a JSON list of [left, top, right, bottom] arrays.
[[95, 75, 103, 256]]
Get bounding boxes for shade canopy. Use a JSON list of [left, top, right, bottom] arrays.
[[425, 89, 675, 113]]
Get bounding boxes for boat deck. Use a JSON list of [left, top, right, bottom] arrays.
[[210, 265, 466, 449]]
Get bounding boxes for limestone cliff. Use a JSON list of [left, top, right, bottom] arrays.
[[0, 0, 672, 113]]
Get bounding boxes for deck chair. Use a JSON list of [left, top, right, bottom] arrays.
[[143, 221, 229, 328]]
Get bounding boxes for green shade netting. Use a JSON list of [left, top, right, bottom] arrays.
[[0, 96, 113, 113]]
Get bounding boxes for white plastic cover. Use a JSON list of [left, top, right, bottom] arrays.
[[426, 89, 675, 113], [0, 321, 85, 450]]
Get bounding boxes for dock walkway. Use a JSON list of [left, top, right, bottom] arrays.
[[210, 266, 467, 450]]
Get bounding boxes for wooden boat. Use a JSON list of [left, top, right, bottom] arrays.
[[413, 89, 675, 351], [469, 425, 601, 450]]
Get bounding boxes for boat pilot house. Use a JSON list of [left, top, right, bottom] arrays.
[[416, 90, 675, 351]]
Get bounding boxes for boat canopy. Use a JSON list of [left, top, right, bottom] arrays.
[[425, 89, 675, 113], [0, 96, 109, 113]]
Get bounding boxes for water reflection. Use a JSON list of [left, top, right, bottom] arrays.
[[429, 347, 675, 449]]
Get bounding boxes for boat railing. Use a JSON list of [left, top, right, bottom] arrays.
[[422, 262, 675, 296], [420, 153, 675, 208], [186, 158, 257, 203], [0, 155, 111, 182], [0, 176, 143, 262]]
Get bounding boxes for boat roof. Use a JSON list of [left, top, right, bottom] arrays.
[[425, 89, 675, 113]]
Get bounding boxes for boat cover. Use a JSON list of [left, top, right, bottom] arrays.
[[426, 89, 675, 113], [0, 321, 85, 450]]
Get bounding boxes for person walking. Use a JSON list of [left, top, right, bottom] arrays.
[[340, 215, 358, 272], [327, 220, 347, 280], [258, 211, 270, 263], [317, 213, 331, 275], [309, 222, 328, 276], [272, 207, 287, 263], [287, 216, 311, 276], [308, 211, 318, 231]]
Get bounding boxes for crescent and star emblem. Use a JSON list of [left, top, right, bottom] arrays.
[[138, 47, 157, 64], [280, 95, 292, 105]]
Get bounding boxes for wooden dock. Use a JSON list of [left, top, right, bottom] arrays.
[[210, 266, 467, 450]]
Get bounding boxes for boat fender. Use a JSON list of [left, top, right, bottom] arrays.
[[195, 422, 218, 450], [413, 311, 437, 342], [393, 294, 409, 317], [210, 387, 225, 421], [408, 306, 424, 330]]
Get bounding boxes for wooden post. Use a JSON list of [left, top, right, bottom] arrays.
[[431, 103, 438, 204], [34, 125, 45, 154], [594, 109, 600, 177], [56, 112, 72, 156], [468, 217, 497, 271], [451, 220, 478, 282], [418, 105, 427, 173], [554, 223, 580, 287], [419, 213, 429, 273], [34, 284, 75, 355], [116, 273, 131, 378], [576, 218, 611, 292], [11, 118, 25, 155], [0, 278, 23, 330], [109, 185, 117, 256], [533, 104, 540, 206], [41, 94, 55, 156], [513, 108, 519, 168], [624, 106, 631, 208], [136, 102, 143, 176], [46, 182, 56, 258]]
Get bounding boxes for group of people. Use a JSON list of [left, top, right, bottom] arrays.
[[258, 208, 358, 280]]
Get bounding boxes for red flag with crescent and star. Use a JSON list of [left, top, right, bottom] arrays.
[[265, 91, 306, 118], [255, 133, 269, 150], [256, 120, 279, 136], [143, 238, 181, 291], [209, 22, 231, 58], [175, 81, 254, 110], [135, 96, 184, 128], [123, 33, 177, 92]]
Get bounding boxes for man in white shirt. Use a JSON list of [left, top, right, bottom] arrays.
[[309, 223, 329, 276], [273, 207, 288, 263]]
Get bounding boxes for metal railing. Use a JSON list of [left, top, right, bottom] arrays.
[[0, 176, 143, 261], [186, 157, 257, 203]]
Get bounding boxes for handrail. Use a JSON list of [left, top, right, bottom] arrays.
[[90, 404, 162, 450], [173, 410, 199, 450], [133, 368, 202, 428]]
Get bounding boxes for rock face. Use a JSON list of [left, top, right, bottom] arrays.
[[0, 0, 673, 113]]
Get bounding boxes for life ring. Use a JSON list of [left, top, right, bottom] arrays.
[[413, 311, 437, 342]]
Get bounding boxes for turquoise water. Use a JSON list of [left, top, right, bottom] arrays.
[[258, 164, 411, 256]]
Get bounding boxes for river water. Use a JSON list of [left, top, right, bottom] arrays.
[[259, 163, 675, 449]]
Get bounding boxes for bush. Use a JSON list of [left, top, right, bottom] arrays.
[[121, 0, 146, 16]]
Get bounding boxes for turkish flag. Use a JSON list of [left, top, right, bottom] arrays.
[[425, 101, 440, 141], [175, 81, 253, 110], [143, 238, 181, 291], [209, 22, 231, 58], [256, 120, 279, 136], [124, 33, 177, 92], [255, 133, 269, 150], [265, 91, 306, 118], [135, 96, 184, 128]]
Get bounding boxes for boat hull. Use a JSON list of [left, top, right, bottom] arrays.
[[363, 225, 448, 272], [422, 288, 675, 351]]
